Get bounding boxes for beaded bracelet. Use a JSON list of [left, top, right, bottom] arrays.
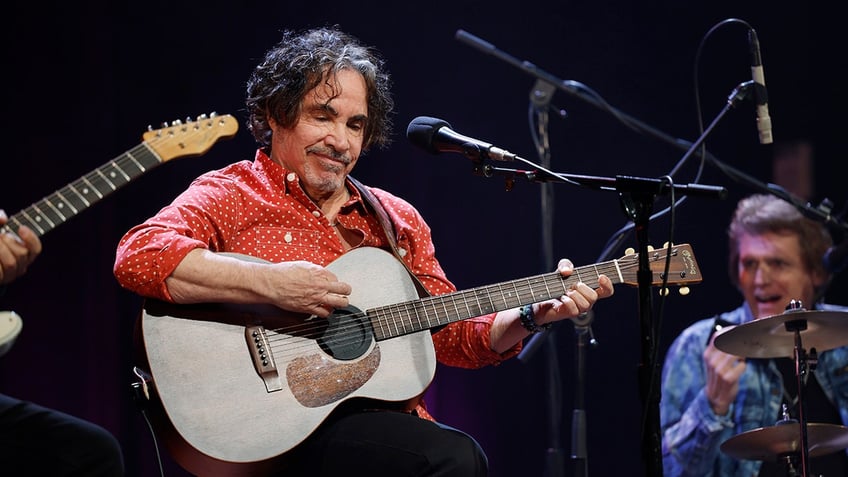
[[518, 304, 551, 333]]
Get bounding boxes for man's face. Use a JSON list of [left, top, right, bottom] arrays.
[[270, 68, 368, 200], [737, 231, 824, 320]]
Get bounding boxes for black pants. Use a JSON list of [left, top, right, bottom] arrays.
[[0, 393, 124, 476], [283, 410, 489, 477]]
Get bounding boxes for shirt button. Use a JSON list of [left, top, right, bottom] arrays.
[[284, 232, 293, 243], [286, 173, 297, 182], [311, 210, 321, 218], [398, 248, 407, 257]]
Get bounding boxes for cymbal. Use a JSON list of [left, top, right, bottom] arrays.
[[713, 310, 848, 358], [721, 422, 848, 461]]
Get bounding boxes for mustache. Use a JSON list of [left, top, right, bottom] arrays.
[[306, 146, 352, 165]]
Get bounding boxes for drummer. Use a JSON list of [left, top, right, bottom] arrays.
[[660, 194, 848, 476]]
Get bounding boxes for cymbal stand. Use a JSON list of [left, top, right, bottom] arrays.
[[773, 404, 802, 477], [784, 310, 816, 477]]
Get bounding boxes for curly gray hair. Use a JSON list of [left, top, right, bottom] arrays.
[[245, 26, 394, 150]]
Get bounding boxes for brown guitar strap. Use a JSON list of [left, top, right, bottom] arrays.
[[348, 176, 430, 299]]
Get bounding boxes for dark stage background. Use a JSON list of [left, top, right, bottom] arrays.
[[2, 1, 846, 476]]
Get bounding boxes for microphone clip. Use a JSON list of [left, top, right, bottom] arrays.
[[727, 81, 756, 107]]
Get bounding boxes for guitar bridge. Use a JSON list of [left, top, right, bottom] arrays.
[[245, 325, 282, 392]]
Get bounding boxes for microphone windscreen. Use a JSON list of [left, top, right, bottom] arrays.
[[406, 116, 451, 154]]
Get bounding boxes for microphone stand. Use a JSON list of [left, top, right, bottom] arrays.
[[477, 82, 749, 476], [570, 312, 597, 477], [531, 79, 567, 477]]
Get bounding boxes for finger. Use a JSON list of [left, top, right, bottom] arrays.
[[326, 281, 352, 296], [564, 289, 591, 312], [557, 258, 574, 275], [16, 226, 42, 258], [322, 291, 350, 309], [597, 274, 615, 297]]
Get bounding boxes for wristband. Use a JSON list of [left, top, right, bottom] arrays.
[[518, 304, 551, 333]]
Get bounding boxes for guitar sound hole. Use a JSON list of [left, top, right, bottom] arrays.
[[316, 306, 374, 360]]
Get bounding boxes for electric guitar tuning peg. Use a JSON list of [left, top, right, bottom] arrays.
[[625, 247, 635, 255]]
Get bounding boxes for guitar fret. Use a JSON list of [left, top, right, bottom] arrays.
[[125, 151, 147, 172], [405, 303, 417, 333], [17, 211, 45, 235], [425, 298, 439, 328], [397, 304, 411, 335], [94, 167, 118, 191], [68, 183, 93, 206], [107, 161, 133, 184], [613, 259, 624, 283], [30, 204, 57, 230], [412, 300, 428, 331], [80, 177, 105, 199], [54, 191, 80, 215], [44, 198, 69, 222], [439, 299, 451, 327], [376, 313, 390, 338], [391, 304, 403, 336], [541, 275, 553, 300]]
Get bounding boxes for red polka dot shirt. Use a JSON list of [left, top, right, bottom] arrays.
[[114, 149, 521, 420]]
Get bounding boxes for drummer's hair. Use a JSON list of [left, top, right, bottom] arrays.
[[728, 194, 833, 299]]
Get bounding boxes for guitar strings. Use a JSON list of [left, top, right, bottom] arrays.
[[11, 116, 220, 236], [255, 258, 644, 361]]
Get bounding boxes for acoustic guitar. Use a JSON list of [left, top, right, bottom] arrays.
[[135, 243, 701, 476]]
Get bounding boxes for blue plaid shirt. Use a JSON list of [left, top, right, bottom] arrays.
[[660, 302, 848, 476]]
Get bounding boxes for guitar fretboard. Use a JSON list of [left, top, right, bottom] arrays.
[[368, 260, 623, 341], [1, 143, 162, 237]]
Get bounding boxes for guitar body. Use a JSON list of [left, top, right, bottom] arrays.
[[0, 311, 23, 357], [138, 247, 436, 475]]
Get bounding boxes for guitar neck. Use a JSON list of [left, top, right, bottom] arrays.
[[368, 259, 621, 341], [1, 143, 162, 237]]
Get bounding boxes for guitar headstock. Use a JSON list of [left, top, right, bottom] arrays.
[[143, 113, 239, 162], [617, 243, 702, 294]]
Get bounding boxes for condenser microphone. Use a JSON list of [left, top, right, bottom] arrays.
[[406, 116, 517, 161], [749, 29, 773, 144]]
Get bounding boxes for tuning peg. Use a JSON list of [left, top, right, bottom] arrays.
[[625, 247, 635, 255], [663, 241, 674, 248], [647, 245, 655, 252], [659, 288, 670, 296], [679, 286, 690, 296]]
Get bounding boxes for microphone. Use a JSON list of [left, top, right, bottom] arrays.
[[749, 29, 773, 144], [406, 116, 517, 161]]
